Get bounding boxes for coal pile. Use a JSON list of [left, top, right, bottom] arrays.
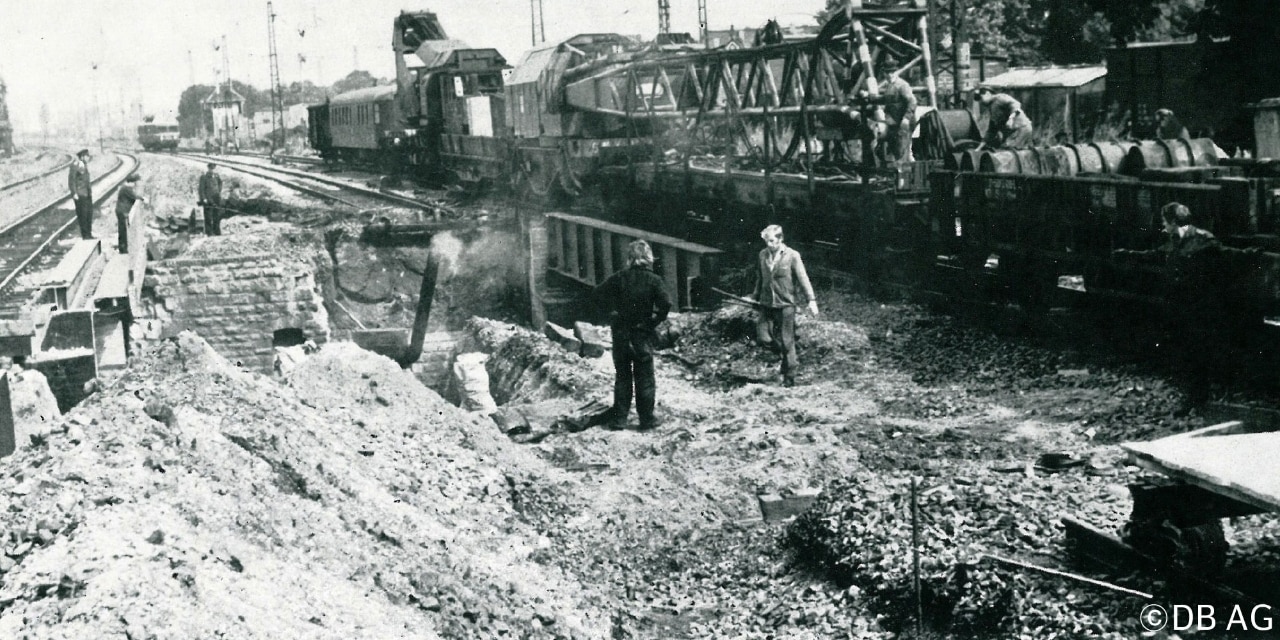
[[782, 470, 1143, 638]]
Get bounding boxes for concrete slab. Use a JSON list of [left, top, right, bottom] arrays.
[[1123, 428, 1280, 513], [93, 254, 132, 301]]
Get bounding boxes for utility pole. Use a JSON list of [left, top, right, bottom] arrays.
[[529, 0, 545, 46], [658, 0, 671, 35], [697, 0, 708, 47], [267, 1, 286, 151], [951, 0, 966, 107], [91, 62, 103, 151], [187, 49, 196, 87], [221, 35, 232, 150]]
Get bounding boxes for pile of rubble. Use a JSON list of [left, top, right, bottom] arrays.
[[0, 333, 611, 638]]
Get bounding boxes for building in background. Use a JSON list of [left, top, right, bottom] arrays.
[[203, 85, 247, 149]]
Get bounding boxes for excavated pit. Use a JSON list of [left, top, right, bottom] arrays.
[[134, 156, 527, 392]]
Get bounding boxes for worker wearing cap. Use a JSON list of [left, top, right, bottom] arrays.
[[594, 239, 672, 431], [977, 87, 1033, 149], [874, 58, 917, 164], [1155, 108, 1191, 141], [197, 162, 223, 236], [750, 225, 818, 387], [68, 149, 94, 239], [114, 173, 146, 253]]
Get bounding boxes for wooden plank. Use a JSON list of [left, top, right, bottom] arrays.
[[566, 220, 580, 280], [583, 226, 597, 285], [660, 245, 679, 305], [600, 230, 615, 277], [1123, 431, 1280, 513], [547, 216, 562, 270]]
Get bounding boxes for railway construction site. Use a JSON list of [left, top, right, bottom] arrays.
[[0, 147, 1276, 639], [8, 1, 1280, 637]]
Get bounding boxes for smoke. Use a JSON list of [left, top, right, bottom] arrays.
[[429, 231, 465, 279], [428, 228, 527, 327]]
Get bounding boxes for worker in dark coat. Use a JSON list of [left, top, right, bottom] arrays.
[[197, 163, 223, 236], [1155, 108, 1191, 141], [1116, 202, 1223, 403], [594, 239, 672, 431], [114, 173, 146, 253], [68, 149, 94, 239], [750, 225, 819, 387], [977, 87, 1033, 149], [875, 57, 918, 164]]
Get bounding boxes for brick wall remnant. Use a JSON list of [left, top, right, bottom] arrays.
[[141, 253, 330, 373]]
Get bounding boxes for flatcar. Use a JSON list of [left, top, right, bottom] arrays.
[[137, 122, 180, 151], [305, 6, 1280, 332]]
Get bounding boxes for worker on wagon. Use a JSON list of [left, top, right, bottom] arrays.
[[594, 239, 672, 431], [197, 162, 223, 236], [976, 87, 1033, 149], [872, 57, 917, 165], [1155, 108, 1191, 141], [749, 225, 819, 387], [68, 149, 94, 240], [114, 173, 146, 253]]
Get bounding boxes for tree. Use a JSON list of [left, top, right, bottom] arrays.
[[283, 80, 328, 106], [177, 84, 216, 138], [332, 70, 386, 95]]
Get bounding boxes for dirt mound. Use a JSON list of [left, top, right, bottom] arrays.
[[0, 332, 608, 638]]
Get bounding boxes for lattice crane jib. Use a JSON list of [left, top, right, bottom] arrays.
[[560, 1, 937, 168], [267, 2, 286, 148]]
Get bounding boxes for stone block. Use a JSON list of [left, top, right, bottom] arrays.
[[543, 322, 580, 354], [758, 487, 822, 522], [573, 322, 609, 358]]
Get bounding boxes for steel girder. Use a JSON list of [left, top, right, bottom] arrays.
[[560, 3, 937, 167]]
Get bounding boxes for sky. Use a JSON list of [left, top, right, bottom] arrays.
[[0, 0, 826, 133]]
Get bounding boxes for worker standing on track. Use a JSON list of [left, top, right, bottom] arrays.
[[594, 239, 672, 431], [114, 173, 146, 254], [197, 162, 223, 236], [750, 225, 819, 387], [68, 149, 94, 240]]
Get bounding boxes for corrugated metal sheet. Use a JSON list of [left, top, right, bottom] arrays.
[[982, 65, 1106, 89], [330, 85, 397, 106]]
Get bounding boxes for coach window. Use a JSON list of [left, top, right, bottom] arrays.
[[374, 105, 381, 125]]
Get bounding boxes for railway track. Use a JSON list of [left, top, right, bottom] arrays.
[[0, 153, 72, 193], [0, 152, 139, 320], [165, 152, 438, 213]]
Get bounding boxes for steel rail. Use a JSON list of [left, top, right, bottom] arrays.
[[0, 154, 138, 295], [0, 154, 73, 193], [167, 151, 436, 212]]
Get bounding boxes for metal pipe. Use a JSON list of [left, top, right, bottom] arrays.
[[399, 247, 439, 368], [911, 477, 923, 637]]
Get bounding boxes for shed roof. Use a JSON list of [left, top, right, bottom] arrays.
[[981, 65, 1106, 89]]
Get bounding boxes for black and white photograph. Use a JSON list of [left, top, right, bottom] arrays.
[[1, 0, 1279, 637]]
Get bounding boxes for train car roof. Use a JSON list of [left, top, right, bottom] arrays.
[[329, 85, 398, 106]]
